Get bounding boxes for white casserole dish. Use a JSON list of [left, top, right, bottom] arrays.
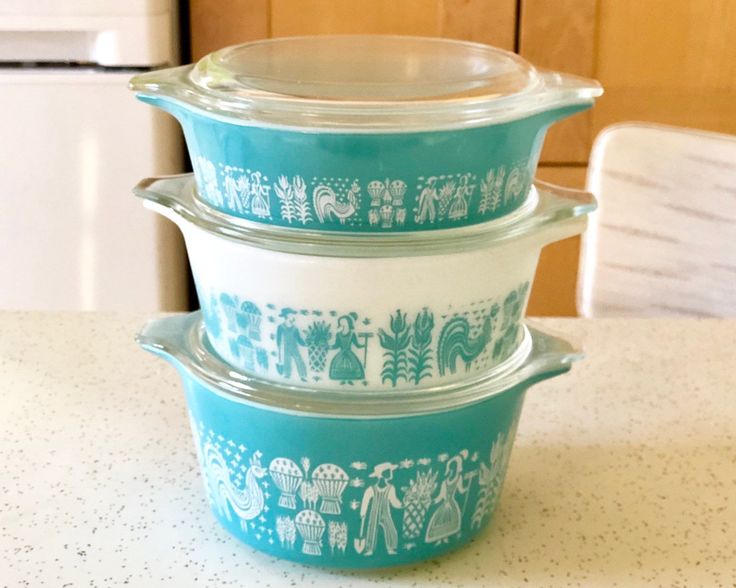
[[135, 175, 594, 392]]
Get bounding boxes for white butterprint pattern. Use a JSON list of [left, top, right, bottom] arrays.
[[269, 457, 303, 509], [328, 521, 349, 554], [471, 424, 517, 529], [276, 515, 297, 549], [194, 156, 224, 207], [478, 168, 502, 214], [424, 451, 473, 545], [312, 463, 350, 515], [367, 179, 407, 229], [192, 155, 530, 227], [300, 480, 320, 510], [191, 414, 520, 557], [274, 175, 311, 225], [295, 510, 326, 556], [213, 165, 272, 219], [476, 162, 530, 216], [414, 173, 477, 225], [401, 469, 438, 540], [201, 442, 267, 533], [223, 167, 250, 214], [312, 180, 360, 225], [504, 166, 526, 206]]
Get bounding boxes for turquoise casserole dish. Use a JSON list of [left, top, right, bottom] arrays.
[[130, 36, 601, 232], [138, 313, 581, 569]]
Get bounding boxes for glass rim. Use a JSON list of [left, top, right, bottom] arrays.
[[137, 312, 582, 418]]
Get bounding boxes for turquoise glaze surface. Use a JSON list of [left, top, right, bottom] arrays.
[[198, 281, 530, 390], [138, 313, 575, 569], [138, 95, 589, 232]]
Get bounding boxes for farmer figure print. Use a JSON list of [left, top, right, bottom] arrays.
[[357, 462, 402, 556], [328, 313, 367, 384], [276, 308, 307, 381], [424, 454, 468, 544], [415, 177, 440, 224]]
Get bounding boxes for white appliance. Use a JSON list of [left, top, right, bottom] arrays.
[[0, 0, 187, 311]]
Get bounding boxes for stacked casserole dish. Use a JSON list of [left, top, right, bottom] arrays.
[[132, 35, 601, 568]]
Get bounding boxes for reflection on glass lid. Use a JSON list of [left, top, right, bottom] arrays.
[[131, 36, 602, 130], [134, 174, 596, 258], [193, 35, 538, 102], [136, 312, 582, 418]]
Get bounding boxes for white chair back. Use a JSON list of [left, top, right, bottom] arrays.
[[579, 122, 736, 317]]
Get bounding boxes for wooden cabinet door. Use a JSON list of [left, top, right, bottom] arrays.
[[190, 0, 518, 60], [519, 0, 598, 165], [593, 0, 736, 137], [521, 0, 736, 314], [520, 0, 736, 163]]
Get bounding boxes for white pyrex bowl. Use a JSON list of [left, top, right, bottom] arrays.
[[135, 175, 595, 392]]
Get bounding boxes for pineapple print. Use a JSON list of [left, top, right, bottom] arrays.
[[401, 469, 438, 539], [305, 321, 331, 373]]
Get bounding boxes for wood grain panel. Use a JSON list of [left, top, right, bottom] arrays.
[[519, 0, 598, 164], [527, 165, 587, 316], [440, 0, 516, 50], [593, 0, 736, 137], [190, 0, 269, 60], [593, 88, 736, 138], [597, 0, 736, 88], [270, 0, 442, 36]]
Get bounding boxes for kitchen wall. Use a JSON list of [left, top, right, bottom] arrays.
[[187, 0, 736, 315]]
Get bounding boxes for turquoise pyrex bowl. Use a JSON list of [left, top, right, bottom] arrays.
[[130, 36, 601, 232], [137, 312, 581, 569]]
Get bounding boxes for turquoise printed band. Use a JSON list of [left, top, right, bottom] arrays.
[[141, 98, 590, 232], [181, 369, 526, 568], [199, 281, 530, 390]]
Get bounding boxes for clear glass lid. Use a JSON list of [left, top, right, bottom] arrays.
[[134, 174, 597, 258], [131, 35, 602, 130], [137, 313, 582, 418], [193, 35, 537, 102]]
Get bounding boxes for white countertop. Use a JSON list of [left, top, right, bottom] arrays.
[[2, 313, 735, 587]]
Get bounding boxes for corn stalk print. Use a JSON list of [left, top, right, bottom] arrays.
[[408, 308, 434, 384], [471, 432, 513, 529], [291, 175, 311, 224], [276, 515, 297, 549], [491, 167, 506, 213], [274, 175, 296, 223], [378, 310, 411, 387], [328, 521, 348, 555], [275, 175, 312, 225], [477, 169, 495, 215]]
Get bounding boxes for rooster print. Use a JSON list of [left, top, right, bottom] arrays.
[[201, 443, 267, 534], [312, 180, 360, 225], [436, 313, 493, 376]]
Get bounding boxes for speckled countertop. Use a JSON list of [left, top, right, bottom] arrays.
[[1, 313, 735, 587]]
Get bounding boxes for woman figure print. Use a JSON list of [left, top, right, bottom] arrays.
[[447, 174, 472, 221], [424, 454, 468, 544], [328, 313, 366, 384], [249, 171, 271, 218]]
